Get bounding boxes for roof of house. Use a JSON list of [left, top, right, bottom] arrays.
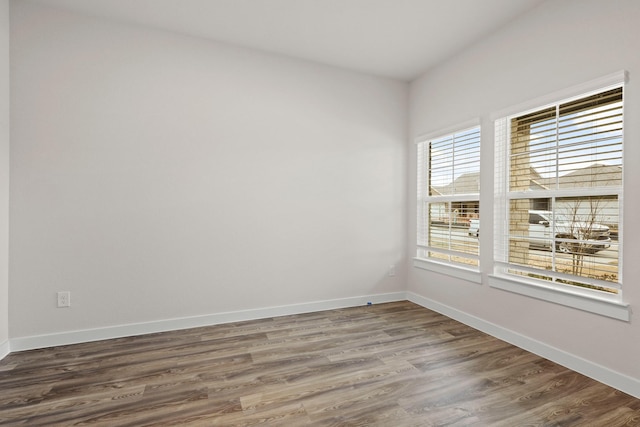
[[430, 163, 622, 195]]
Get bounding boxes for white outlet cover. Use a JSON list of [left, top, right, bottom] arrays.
[[57, 291, 71, 308]]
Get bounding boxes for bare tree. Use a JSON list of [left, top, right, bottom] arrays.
[[560, 196, 606, 278]]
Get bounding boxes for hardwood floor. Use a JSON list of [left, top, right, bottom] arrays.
[[0, 301, 638, 426]]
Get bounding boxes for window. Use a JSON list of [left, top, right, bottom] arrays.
[[494, 86, 623, 299], [416, 125, 481, 270]]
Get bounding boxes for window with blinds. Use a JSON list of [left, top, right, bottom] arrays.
[[494, 86, 623, 296], [417, 126, 480, 268]]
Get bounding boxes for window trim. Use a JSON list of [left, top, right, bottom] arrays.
[[415, 119, 481, 273], [491, 72, 628, 320], [488, 273, 630, 321], [414, 257, 482, 284], [415, 118, 481, 144], [490, 71, 628, 121]]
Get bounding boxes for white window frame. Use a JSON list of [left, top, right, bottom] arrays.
[[490, 71, 630, 321], [414, 120, 482, 284]]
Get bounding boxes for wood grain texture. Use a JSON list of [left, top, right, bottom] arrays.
[[0, 301, 638, 426]]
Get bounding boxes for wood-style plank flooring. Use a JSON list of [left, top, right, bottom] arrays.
[[0, 301, 638, 426]]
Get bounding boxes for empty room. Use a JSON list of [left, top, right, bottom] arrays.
[[1, 0, 639, 425]]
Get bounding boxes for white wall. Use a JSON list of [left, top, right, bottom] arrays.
[[409, 0, 640, 383], [9, 2, 408, 339], [0, 0, 9, 355]]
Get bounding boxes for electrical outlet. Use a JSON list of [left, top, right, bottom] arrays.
[[57, 291, 71, 308], [388, 264, 396, 277]]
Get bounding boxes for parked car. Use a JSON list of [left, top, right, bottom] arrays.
[[468, 218, 480, 237], [468, 210, 611, 254]]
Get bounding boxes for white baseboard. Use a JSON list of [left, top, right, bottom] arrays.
[[6, 290, 639, 400], [0, 339, 9, 361], [9, 292, 407, 353], [407, 291, 640, 400]]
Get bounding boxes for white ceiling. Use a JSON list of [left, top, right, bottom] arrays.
[[26, 0, 545, 81]]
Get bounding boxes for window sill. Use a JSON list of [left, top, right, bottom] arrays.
[[413, 258, 482, 284], [488, 274, 630, 321]]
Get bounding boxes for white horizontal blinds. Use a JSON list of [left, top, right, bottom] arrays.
[[417, 126, 480, 267], [429, 135, 453, 195], [416, 141, 429, 257], [502, 86, 623, 295], [509, 88, 623, 192], [557, 88, 623, 188], [504, 197, 620, 294], [429, 129, 481, 195], [556, 195, 619, 291], [452, 129, 481, 194], [428, 201, 449, 254], [510, 107, 556, 192], [494, 118, 508, 265]]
